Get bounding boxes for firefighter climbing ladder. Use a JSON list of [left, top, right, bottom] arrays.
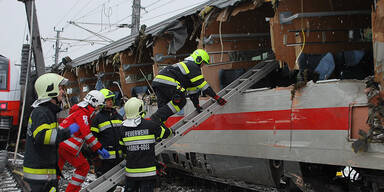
[[80, 59, 279, 192]]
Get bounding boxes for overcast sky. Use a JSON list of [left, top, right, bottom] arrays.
[[0, 0, 207, 66]]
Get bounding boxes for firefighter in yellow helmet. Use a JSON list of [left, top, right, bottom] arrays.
[[119, 97, 172, 192], [150, 49, 227, 124], [91, 89, 124, 184], [23, 73, 79, 192]]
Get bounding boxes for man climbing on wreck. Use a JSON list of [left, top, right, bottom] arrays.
[[150, 49, 227, 124]]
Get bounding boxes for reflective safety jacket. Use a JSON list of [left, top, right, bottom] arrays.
[[91, 108, 123, 159], [59, 104, 102, 156], [23, 102, 72, 181], [152, 60, 216, 97], [119, 118, 171, 180]]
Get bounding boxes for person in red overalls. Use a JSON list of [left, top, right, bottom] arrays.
[[58, 90, 110, 192]]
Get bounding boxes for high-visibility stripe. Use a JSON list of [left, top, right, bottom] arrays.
[[64, 140, 80, 150], [122, 135, 155, 142], [125, 171, 157, 177], [197, 81, 208, 89], [23, 172, 56, 180], [124, 139, 155, 146], [153, 75, 179, 86], [49, 129, 57, 144], [73, 136, 83, 143], [49, 187, 56, 192], [69, 180, 82, 186], [167, 101, 180, 113], [201, 82, 210, 91], [190, 75, 203, 83], [176, 85, 185, 92], [72, 173, 85, 181], [125, 166, 156, 173], [98, 120, 122, 132], [23, 167, 56, 175], [177, 62, 190, 75], [90, 127, 99, 133], [84, 133, 92, 140], [158, 126, 165, 140], [119, 140, 124, 145], [33, 122, 57, 138], [44, 129, 52, 145], [88, 138, 98, 147], [186, 90, 200, 95]]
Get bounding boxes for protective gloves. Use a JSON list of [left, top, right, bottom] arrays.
[[97, 148, 110, 159], [68, 123, 80, 135], [213, 95, 227, 106]]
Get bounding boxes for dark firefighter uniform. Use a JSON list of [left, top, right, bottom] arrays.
[[23, 102, 72, 192], [119, 97, 172, 192], [151, 59, 213, 121], [91, 107, 124, 177], [151, 56, 225, 123]]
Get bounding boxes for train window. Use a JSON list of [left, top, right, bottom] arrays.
[[0, 59, 8, 90]]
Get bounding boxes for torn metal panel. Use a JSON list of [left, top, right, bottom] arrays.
[[373, 0, 384, 88], [155, 20, 188, 55]]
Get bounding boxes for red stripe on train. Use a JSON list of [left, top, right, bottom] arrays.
[[166, 107, 349, 131], [0, 100, 20, 126]]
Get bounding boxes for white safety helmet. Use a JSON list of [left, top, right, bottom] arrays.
[[124, 97, 145, 119], [83, 90, 105, 108]]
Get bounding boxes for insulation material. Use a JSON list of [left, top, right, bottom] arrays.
[[201, 2, 273, 92], [270, 0, 372, 69], [373, 0, 384, 88]]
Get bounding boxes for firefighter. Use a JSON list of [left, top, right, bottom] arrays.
[[91, 88, 124, 179], [119, 97, 172, 192], [150, 49, 227, 123], [58, 90, 110, 192], [23, 73, 80, 192]]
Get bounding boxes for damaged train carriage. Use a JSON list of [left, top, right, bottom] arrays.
[[60, 0, 384, 191]]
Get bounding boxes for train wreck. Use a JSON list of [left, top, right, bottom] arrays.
[[1, 0, 384, 191]]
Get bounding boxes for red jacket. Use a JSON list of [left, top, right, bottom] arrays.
[[59, 104, 102, 155]]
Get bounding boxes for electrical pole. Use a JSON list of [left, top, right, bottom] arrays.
[[54, 27, 63, 65], [131, 0, 141, 35], [20, 0, 45, 77]]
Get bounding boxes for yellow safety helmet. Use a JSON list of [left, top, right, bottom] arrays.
[[34, 73, 68, 100], [124, 97, 145, 119], [100, 88, 115, 100], [190, 49, 210, 65]]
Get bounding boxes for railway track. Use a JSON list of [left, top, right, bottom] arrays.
[[0, 166, 22, 192]]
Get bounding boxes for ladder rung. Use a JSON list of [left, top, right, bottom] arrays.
[[252, 69, 261, 72], [225, 88, 233, 92], [239, 78, 247, 82]]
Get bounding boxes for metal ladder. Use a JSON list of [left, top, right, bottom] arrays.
[[80, 59, 278, 192]]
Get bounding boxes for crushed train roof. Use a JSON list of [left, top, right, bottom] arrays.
[[68, 0, 247, 68]]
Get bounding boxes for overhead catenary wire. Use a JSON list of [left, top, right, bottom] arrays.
[[142, 1, 203, 22], [54, 0, 82, 28]]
